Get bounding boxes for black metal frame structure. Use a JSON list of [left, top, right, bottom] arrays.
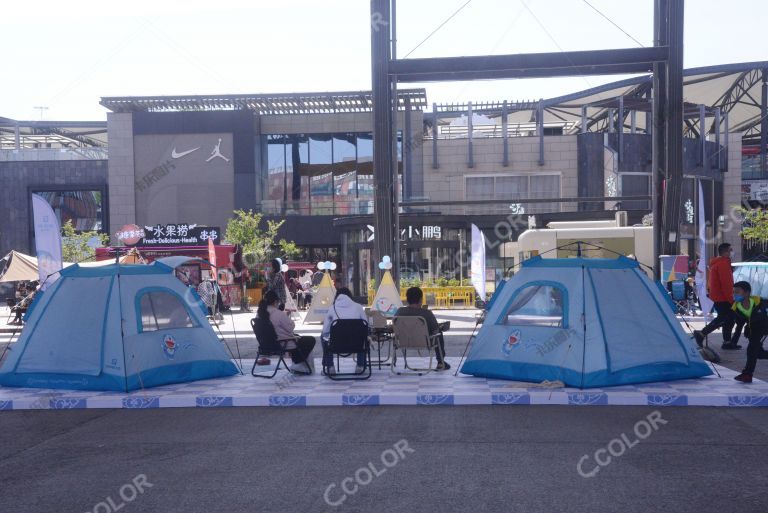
[[370, 0, 685, 280]]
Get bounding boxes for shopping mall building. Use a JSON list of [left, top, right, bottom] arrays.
[[3, 61, 767, 298]]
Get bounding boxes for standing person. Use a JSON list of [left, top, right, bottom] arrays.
[[731, 281, 768, 383], [257, 290, 315, 373], [694, 243, 738, 350], [321, 288, 368, 375], [264, 259, 287, 309], [197, 279, 216, 317], [395, 287, 450, 371]]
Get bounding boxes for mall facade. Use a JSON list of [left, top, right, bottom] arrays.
[[99, 80, 742, 297], [5, 62, 763, 300]]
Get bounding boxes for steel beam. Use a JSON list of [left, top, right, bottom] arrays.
[[390, 47, 669, 82], [699, 104, 707, 168], [715, 107, 721, 169], [404, 97, 412, 200], [618, 96, 624, 163]]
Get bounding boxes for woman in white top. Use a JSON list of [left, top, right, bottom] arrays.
[[321, 288, 368, 375], [256, 290, 315, 373]]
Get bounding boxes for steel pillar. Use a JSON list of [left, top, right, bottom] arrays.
[[537, 100, 544, 166], [651, 0, 669, 280], [467, 101, 474, 168], [715, 107, 721, 169], [370, 0, 398, 285], [618, 97, 624, 163], [761, 68, 768, 175], [403, 97, 412, 200], [662, 0, 685, 256], [502, 100, 509, 166], [432, 102, 439, 169]]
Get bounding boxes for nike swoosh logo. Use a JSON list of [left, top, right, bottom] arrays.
[[171, 147, 200, 159]]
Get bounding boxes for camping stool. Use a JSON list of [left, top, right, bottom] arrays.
[[366, 310, 393, 369], [324, 319, 371, 380], [250, 318, 306, 379], [391, 316, 441, 376]]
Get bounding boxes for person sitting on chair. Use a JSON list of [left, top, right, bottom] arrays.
[[321, 287, 368, 375], [257, 290, 315, 374], [731, 281, 768, 383], [395, 287, 450, 371]]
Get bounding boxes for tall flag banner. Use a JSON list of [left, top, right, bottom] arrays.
[[470, 224, 486, 300], [31, 194, 63, 290], [208, 237, 218, 282], [696, 180, 714, 317]]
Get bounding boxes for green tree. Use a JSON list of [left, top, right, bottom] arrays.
[[740, 207, 768, 242], [224, 209, 299, 265], [61, 220, 108, 263]]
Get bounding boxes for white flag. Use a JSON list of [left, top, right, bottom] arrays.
[[31, 194, 63, 290], [695, 180, 714, 316], [470, 224, 486, 300]]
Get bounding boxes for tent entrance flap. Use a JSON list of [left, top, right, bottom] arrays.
[[15, 276, 114, 376], [588, 268, 689, 373]]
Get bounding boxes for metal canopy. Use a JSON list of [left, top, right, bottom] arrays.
[[391, 47, 669, 82], [0, 117, 107, 149], [100, 89, 428, 114]]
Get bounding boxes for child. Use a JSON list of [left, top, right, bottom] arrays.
[[731, 281, 768, 383]]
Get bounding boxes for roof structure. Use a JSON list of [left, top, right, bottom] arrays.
[[429, 61, 768, 142], [100, 89, 428, 115], [0, 117, 107, 149]]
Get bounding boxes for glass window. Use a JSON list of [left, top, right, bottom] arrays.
[[357, 134, 374, 214], [139, 290, 196, 332], [333, 133, 357, 215], [309, 135, 333, 214], [529, 175, 560, 213], [620, 174, 651, 210], [501, 284, 565, 327], [466, 177, 494, 200], [32, 189, 105, 231], [265, 136, 285, 213], [286, 134, 310, 214]]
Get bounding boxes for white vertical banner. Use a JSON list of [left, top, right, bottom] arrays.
[[31, 193, 63, 290], [470, 224, 486, 300], [695, 180, 714, 317]]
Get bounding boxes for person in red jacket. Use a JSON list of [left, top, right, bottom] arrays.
[[694, 243, 739, 350]]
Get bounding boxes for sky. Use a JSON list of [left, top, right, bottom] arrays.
[[2, 0, 766, 121]]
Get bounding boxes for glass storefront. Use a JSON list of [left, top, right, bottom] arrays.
[[31, 188, 106, 231], [260, 132, 402, 216], [340, 221, 471, 297]]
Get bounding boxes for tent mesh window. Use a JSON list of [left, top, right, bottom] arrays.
[[502, 285, 564, 328], [139, 290, 196, 332]]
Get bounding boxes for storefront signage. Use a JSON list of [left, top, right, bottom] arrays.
[[399, 225, 442, 241], [139, 224, 220, 246]]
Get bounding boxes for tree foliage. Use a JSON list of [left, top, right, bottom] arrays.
[[224, 209, 299, 265], [739, 207, 768, 242], [61, 220, 108, 263]]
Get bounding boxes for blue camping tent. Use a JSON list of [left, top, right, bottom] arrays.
[[0, 261, 239, 391], [461, 256, 712, 388]]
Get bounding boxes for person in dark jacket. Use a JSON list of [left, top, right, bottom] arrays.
[[731, 281, 768, 383], [395, 287, 450, 371], [694, 243, 738, 350]]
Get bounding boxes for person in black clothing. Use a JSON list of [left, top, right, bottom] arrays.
[[265, 259, 287, 309], [395, 287, 450, 371], [731, 281, 768, 383]]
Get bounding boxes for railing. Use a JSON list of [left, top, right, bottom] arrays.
[[0, 148, 108, 161]]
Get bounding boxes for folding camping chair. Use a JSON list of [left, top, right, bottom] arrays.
[[668, 280, 694, 316], [366, 309, 392, 369], [250, 317, 307, 378], [391, 316, 441, 375], [324, 319, 372, 380]]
